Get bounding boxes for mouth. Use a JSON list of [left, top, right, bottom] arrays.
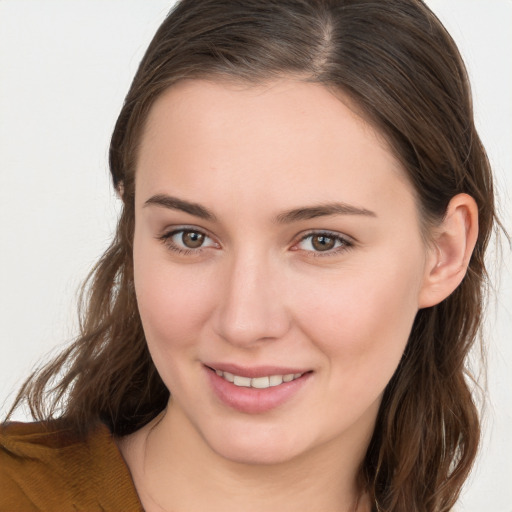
[[204, 364, 312, 414], [210, 368, 305, 389]]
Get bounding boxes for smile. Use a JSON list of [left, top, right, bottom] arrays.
[[206, 364, 312, 413], [214, 369, 304, 389]]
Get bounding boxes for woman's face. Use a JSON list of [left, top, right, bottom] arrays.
[[133, 78, 433, 465]]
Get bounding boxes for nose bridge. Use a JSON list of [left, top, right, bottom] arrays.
[[214, 246, 290, 346]]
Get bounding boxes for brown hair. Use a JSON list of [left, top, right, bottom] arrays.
[[8, 1, 500, 510]]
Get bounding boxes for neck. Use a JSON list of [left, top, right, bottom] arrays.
[[119, 401, 373, 512]]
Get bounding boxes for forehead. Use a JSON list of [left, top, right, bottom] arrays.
[[135, 78, 417, 222]]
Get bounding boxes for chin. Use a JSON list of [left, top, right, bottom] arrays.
[[212, 440, 302, 466], [203, 420, 312, 466]]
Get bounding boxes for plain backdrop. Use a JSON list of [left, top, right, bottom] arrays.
[[0, 1, 510, 510]]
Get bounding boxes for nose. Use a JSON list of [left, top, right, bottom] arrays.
[[213, 250, 292, 347]]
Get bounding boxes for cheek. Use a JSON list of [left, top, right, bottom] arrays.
[[291, 253, 423, 397], [133, 243, 218, 361]]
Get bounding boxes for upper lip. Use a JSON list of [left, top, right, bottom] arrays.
[[204, 363, 311, 378]]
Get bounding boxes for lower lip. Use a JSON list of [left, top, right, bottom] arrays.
[[205, 367, 311, 414]]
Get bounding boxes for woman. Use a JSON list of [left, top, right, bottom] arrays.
[[0, 1, 502, 511]]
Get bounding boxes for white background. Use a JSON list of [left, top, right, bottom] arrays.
[[0, 1, 510, 510]]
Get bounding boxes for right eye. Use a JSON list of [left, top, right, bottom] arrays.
[[158, 228, 219, 254]]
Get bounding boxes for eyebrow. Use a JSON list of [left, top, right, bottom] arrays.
[[143, 193, 376, 223], [143, 194, 217, 221], [273, 203, 377, 224]]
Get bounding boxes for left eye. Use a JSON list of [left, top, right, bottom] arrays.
[[296, 233, 351, 253]]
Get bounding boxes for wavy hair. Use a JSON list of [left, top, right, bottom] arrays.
[[8, 1, 500, 510]]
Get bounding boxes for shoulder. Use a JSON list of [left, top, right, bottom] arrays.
[[0, 420, 142, 511]]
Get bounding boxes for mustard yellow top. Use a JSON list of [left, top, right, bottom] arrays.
[[0, 420, 143, 511]]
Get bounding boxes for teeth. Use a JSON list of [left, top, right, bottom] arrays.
[[215, 370, 304, 388], [233, 375, 252, 387], [251, 376, 270, 389], [223, 371, 235, 383], [269, 375, 283, 386]]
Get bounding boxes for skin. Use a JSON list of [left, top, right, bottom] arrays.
[[117, 78, 478, 512]]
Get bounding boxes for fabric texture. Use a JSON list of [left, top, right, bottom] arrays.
[[0, 420, 143, 511]]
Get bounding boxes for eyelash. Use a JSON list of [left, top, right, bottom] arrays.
[[157, 228, 354, 257], [294, 231, 354, 257], [157, 227, 217, 256]]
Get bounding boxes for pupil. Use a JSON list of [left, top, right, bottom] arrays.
[[312, 235, 335, 251], [182, 231, 204, 248]]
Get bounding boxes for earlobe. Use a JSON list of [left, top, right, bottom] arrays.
[[418, 193, 479, 308]]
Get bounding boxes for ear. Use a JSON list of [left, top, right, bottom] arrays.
[[116, 180, 125, 199], [418, 193, 479, 308]]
